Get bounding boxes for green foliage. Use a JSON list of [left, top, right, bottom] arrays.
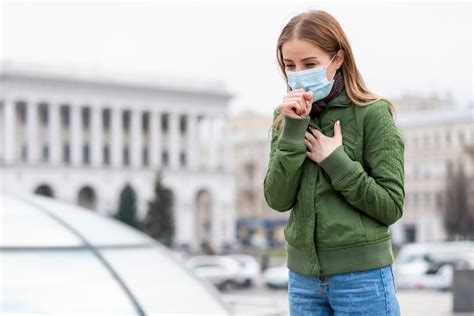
[[116, 184, 138, 228], [140, 169, 175, 247]]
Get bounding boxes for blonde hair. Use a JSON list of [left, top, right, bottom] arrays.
[[271, 9, 397, 136]]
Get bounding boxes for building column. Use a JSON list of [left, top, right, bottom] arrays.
[[186, 113, 198, 170], [26, 101, 39, 163], [210, 193, 222, 252], [48, 102, 61, 165], [70, 104, 82, 166], [207, 116, 217, 170], [174, 195, 197, 249], [3, 99, 16, 164], [221, 115, 233, 172], [224, 187, 237, 246], [111, 107, 123, 167], [91, 105, 102, 166], [130, 109, 142, 168], [150, 110, 162, 168], [168, 112, 180, 169]]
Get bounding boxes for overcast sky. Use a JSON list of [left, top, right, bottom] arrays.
[[1, 1, 472, 115]]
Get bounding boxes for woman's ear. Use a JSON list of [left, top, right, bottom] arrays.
[[336, 49, 345, 69]]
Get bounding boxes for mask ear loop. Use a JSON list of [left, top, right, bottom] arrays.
[[327, 53, 339, 81], [327, 53, 338, 67]]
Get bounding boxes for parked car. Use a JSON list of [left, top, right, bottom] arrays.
[[263, 264, 289, 289], [393, 241, 474, 290], [0, 192, 231, 315], [226, 254, 261, 288], [185, 255, 241, 291]]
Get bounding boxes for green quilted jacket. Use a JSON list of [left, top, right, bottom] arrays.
[[263, 88, 405, 276]]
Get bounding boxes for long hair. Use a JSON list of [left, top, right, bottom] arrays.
[[271, 9, 396, 135]]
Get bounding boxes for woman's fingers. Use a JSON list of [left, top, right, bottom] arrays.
[[305, 131, 317, 145], [286, 101, 302, 115], [284, 97, 307, 114], [282, 89, 313, 117], [310, 127, 323, 139]]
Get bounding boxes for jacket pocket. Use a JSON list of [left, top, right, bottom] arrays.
[[341, 130, 362, 161], [317, 192, 366, 248], [359, 212, 391, 241], [283, 204, 305, 249]]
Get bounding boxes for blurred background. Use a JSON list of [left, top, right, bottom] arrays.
[[0, 0, 473, 315]]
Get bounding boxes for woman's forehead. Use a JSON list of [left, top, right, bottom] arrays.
[[281, 38, 326, 60]]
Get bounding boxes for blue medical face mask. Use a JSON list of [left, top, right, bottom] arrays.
[[286, 54, 337, 102]]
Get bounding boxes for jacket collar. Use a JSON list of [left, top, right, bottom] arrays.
[[326, 88, 352, 108]]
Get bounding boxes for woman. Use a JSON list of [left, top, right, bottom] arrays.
[[263, 9, 405, 315]]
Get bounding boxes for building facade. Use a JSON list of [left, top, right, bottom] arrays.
[[391, 95, 474, 245], [231, 112, 289, 249], [0, 62, 237, 252]]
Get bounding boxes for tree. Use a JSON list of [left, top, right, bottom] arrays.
[[115, 184, 138, 228], [443, 163, 474, 240], [140, 169, 175, 247]]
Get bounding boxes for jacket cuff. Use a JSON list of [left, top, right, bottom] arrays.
[[318, 145, 358, 185], [279, 115, 310, 145]]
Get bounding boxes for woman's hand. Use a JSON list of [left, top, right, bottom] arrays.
[[280, 88, 313, 119], [305, 120, 343, 164]]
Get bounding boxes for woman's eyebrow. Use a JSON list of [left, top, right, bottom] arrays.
[[283, 57, 319, 62]]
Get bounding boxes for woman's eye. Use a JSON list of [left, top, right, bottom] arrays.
[[285, 64, 295, 69], [305, 63, 316, 68]]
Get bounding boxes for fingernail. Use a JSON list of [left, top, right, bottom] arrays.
[[336, 120, 340, 125]]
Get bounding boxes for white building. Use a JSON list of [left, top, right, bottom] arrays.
[[0, 62, 237, 252], [391, 97, 474, 245], [231, 112, 289, 248]]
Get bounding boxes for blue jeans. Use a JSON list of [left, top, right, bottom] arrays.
[[288, 264, 400, 315]]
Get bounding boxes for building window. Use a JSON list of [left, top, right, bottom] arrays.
[[458, 131, 464, 144], [180, 151, 186, 166], [103, 144, 110, 165], [161, 113, 169, 133], [82, 108, 90, 130], [404, 224, 417, 243], [180, 115, 187, 133], [413, 135, 418, 148], [424, 192, 430, 207], [446, 161, 453, 176], [40, 105, 48, 126], [61, 106, 70, 128], [123, 111, 130, 132], [21, 144, 27, 162], [436, 194, 443, 208], [63, 143, 70, 163], [102, 109, 111, 131], [83, 144, 90, 165], [123, 146, 129, 166], [423, 134, 429, 147], [143, 147, 149, 166], [42, 144, 49, 162], [162, 150, 169, 166], [142, 113, 149, 133], [18, 102, 26, 124]]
